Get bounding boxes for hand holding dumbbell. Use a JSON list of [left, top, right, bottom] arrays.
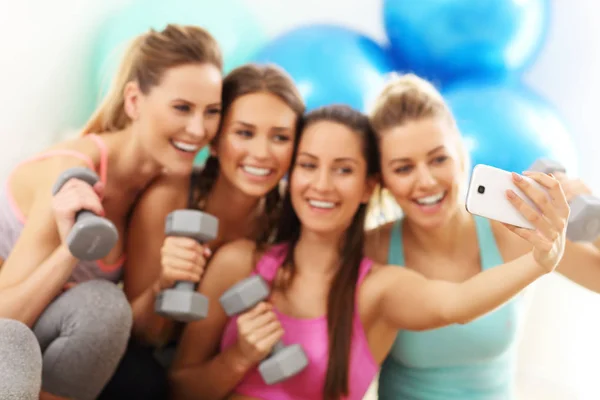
[[51, 167, 118, 260], [529, 158, 600, 242], [220, 275, 309, 385], [155, 209, 218, 322]]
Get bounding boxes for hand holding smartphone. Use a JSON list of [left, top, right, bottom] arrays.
[[465, 164, 547, 229], [465, 164, 571, 273]]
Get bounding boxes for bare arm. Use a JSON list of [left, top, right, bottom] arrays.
[[546, 172, 600, 291], [373, 252, 547, 331], [491, 221, 600, 294], [0, 159, 91, 326], [123, 174, 189, 345], [169, 239, 258, 400]]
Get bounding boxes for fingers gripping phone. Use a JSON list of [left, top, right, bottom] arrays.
[[465, 164, 548, 230]]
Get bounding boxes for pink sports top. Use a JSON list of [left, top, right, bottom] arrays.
[[0, 133, 125, 283], [220, 243, 379, 400]]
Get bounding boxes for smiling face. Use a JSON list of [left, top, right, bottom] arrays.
[[379, 117, 465, 229], [126, 62, 223, 175], [290, 120, 374, 236], [215, 91, 298, 198]]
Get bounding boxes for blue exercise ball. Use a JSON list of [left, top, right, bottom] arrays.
[[91, 0, 267, 101], [443, 81, 578, 176], [383, 0, 549, 85], [253, 24, 397, 112]]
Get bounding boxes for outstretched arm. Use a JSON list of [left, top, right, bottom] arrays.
[[373, 252, 545, 330], [375, 171, 570, 330]]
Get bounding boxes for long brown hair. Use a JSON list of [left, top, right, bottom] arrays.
[[274, 105, 380, 400], [82, 24, 222, 135], [190, 64, 305, 244]]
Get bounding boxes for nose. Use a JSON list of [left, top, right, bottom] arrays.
[[186, 114, 205, 140], [313, 167, 333, 192], [415, 164, 436, 189], [248, 135, 269, 160]]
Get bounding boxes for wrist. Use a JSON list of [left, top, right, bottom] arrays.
[[152, 279, 163, 296], [528, 252, 553, 276], [227, 343, 255, 374], [56, 243, 78, 264]]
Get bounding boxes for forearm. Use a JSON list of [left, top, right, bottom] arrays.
[[170, 345, 254, 400], [447, 252, 546, 324], [0, 245, 77, 326], [130, 281, 176, 346]]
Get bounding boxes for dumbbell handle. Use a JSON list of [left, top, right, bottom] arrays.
[[174, 281, 196, 291], [171, 236, 205, 292], [272, 341, 285, 354]]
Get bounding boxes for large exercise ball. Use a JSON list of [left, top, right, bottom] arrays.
[[91, 0, 266, 101], [383, 0, 549, 85], [253, 24, 397, 112], [443, 80, 578, 175]]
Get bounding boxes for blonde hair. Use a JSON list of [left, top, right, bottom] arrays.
[[82, 24, 223, 135], [367, 73, 471, 219]]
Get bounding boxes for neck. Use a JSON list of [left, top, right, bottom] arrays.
[[293, 228, 343, 278], [204, 173, 260, 224], [100, 128, 164, 193], [404, 206, 473, 255]]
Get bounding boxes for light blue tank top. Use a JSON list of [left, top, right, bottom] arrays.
[[378, 216, 523, 400]]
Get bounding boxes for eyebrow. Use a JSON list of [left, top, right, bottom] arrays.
[[172, 99, 222, 108], [387, 145, 445, 165], [235, 121, 292, 131], [298, 152, 360, 165]]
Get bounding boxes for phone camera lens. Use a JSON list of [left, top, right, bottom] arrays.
[[477, 185, 485, 194]]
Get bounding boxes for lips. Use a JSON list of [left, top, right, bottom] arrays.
[[241, 165, 273, 177], [170, 139, 200, 153], [308, 199, 336, 209], [414, 191, 446, 206]]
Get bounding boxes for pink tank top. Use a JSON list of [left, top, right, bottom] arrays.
[[0, 134, 125, 283], [220, 243, 379, 400]]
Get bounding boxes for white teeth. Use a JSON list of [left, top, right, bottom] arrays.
[[172, 140, 199, 153], [416, 192, 445, 206], [242, 165, 271, 176], [309, 199, 335, 209]]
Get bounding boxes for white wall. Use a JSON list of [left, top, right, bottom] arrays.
[[1, 0, 599, 397]]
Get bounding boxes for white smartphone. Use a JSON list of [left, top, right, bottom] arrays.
[[465, 164, 547, 230]]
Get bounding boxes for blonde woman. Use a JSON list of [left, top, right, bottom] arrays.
[[0, 24, 223, 400], [366, 73, 600, 399]]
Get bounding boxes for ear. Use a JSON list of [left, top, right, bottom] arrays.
[[123, 81, 142, 120], [361, 175, 379, 204]]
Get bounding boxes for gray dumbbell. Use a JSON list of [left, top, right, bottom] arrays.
[[529, 158, 600, 242], [220, 275, 308, 385], [155, 209, 219, 322], [51, 167, 118, 261]]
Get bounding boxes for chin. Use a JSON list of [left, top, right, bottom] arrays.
[[238, 181, 279, 198]]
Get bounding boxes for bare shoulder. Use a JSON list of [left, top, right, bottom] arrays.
[[134, 173, 190, 215], [363, 261, 408, 288], [127, 173, 190, 248], [200, 239, 259, 294], [365, 220, 397, 264]]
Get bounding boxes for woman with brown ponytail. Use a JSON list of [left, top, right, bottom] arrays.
[[0, 24, 223, 400], [105, 63, 305, 399]]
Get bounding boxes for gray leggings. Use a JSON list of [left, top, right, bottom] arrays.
[[0, 318, 43, 400], [33, 279, 133, 400]]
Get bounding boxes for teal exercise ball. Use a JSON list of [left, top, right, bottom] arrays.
[[91, 0, 267, 101]]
